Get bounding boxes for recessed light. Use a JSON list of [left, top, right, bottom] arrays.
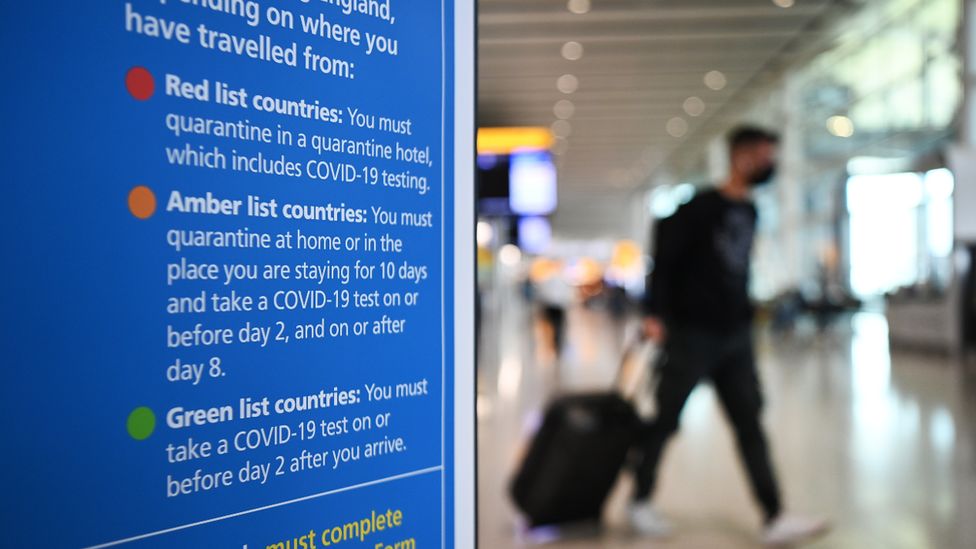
[[683, 96, 706, 117], [553, 99, 575, 119], [551, 120, 572, 138], [552, 138, 570, 156], [704, 70, 727, 91], [561, 41, 584, 60], [666, 117, 688, 138], [557, 74, 579, 94], [568, 0, 591, 15], [773, 0, 795, 7]]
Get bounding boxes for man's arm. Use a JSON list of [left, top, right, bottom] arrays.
[[642, 208, 689, 342]]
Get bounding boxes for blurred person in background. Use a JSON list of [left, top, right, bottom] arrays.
[[629, 126, 829, 546], [533, 260, 573, 357]]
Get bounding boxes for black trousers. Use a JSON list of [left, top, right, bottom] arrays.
[[541, 304, 566, 353], [632, 326, 782, 522]]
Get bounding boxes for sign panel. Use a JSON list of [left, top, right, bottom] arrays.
[[0, 1, 474, 547]]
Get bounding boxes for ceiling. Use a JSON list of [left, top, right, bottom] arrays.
[[478, 0, 858, 197]]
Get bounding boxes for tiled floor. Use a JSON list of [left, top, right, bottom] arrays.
[[476, 282, 976, 548]]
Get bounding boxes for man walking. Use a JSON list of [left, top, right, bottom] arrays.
[[630, 126, 828, 545]]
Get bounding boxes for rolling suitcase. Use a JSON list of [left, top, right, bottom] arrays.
[[510, 336, 655, 527]]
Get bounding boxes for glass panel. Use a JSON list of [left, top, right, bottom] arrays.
[[925, 168, 954, 259]]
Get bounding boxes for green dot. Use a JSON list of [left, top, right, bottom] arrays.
[[127, 407, 156, 441]]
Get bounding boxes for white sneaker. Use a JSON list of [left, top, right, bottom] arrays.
[[628, 501, 673, 537], [761, 513, 829, 546]]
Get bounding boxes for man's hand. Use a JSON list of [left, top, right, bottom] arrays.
[[643, 316, 667, 344]]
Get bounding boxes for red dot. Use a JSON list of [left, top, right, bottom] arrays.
[[126, 67, 155, 101]]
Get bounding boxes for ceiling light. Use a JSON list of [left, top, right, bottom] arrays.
[[826, 115, 854, 138], [553, 99, 575, 119], [666, 117, 688, 138], [561, 41, 584, 61], [704, 70, 727, 91], [556, 74, 579, 94], [682, 96, 705, 117], [552, 138, 570, 156], [551, 119, 572, 138], [773, 0, 795, 7], [567, 0, 591, 15]]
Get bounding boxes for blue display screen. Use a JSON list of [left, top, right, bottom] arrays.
[[509, 151, 556, 216]]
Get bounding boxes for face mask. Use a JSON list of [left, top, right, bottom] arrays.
[[749, 164, 776, 186]]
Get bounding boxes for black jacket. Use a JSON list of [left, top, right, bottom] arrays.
[[643, 189, 757, 331]]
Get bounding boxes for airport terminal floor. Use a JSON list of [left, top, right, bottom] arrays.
[[476, 280, 976, 549]]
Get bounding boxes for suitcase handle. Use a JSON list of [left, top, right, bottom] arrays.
[[613, 328, 659, 401]]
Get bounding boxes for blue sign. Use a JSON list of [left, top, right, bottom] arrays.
[[0, 1, 474, 547]]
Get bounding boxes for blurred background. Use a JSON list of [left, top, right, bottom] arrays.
[[473, 0, 976, 547]]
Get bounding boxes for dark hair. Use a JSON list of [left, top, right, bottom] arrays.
[[727, 125, 779, 153]]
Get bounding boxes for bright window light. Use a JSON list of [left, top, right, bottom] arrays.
[[847, 173, 923, 296]]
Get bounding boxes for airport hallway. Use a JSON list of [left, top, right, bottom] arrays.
[[477, 282, 976, 549]]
